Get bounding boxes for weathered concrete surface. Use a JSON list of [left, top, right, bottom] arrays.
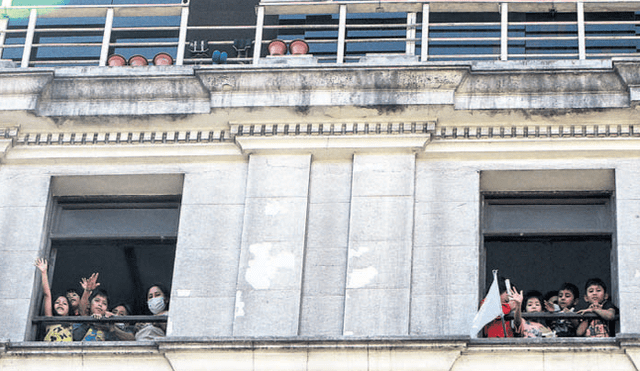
[[2, 338, 640, 371], [35, 71, 211, 116], [455, 69, 629, 110], [233, 154, 311, 337]]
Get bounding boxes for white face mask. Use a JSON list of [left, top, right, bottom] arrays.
[[148, 296, 166, 315]]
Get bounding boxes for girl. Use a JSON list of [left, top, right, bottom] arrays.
[[135, 283, 169, 340], [513, 290, 556, 338], [35, 258, 73, 342]]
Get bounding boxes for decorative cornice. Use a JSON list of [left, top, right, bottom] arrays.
[[13, 130, 232, 146], [229, 121, 436, 137], [432, 124, 640, 139], [5, 122, 640, 149]]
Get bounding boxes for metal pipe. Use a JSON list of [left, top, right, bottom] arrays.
[[21, 8, 37, 68], [500, 2, 508, 60], [176, 6, 188, 66], [406, 12, 416, 55], [337, 4, 346, 64], [253, 6, 264, 65], [421, 3, 429, 62], [577, 1, 585, 60], [99, 8, 114, 66]]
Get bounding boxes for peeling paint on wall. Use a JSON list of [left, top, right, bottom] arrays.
[[350, 246, 369, 258], [265, 201, 283, 216], [245, 242, 295, 289], [347, 266, 378, 289], [235, 291, 245, 318]]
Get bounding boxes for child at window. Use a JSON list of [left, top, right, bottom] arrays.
[[543, 290, 560, 312], [73, 288, 118, 341], [513, 290, 555, 338], [35, 258, 73, 342], [65, 289, 81, 316], [110, 303, 136, 341], [577, 278, 618, 337], [482, 277, 518, 337], [547, 282, 580, 337]]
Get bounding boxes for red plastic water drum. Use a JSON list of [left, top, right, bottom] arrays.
[[128, 55, 148, 66], [153, 52, 173, 66], [107, 54, 126, 66], [289, 39, 309, 55], [268, 40, 287, 56]]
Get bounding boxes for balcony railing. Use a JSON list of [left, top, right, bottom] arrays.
[[2, 0, 640, 67]]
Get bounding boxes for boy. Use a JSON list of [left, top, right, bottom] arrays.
[[73, 289, 117, 341], [483, 277, 518, 337], [547, 282, 580, 337], [577, 278, 618, 337]]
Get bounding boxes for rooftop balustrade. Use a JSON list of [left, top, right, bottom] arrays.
[[2, 0, 640, 67]]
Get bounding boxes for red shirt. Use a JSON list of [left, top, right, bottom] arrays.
[[483, 302, 514, 338]]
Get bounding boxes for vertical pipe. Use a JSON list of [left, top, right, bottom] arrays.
[[253, 6, 264, 65], [578, 1, 586, 60], [500, 3, 508, 61], [0, 19, 8, 59], [421, 3, 429, 62], [337, 4, 346, 64], [176, 6, 189, 66], [99, 8, 114, 66], [406, 12, 416, 55], [21, 8, 36, 68], [0, 0, 12, 58]]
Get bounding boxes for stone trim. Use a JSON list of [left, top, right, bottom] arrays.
[[13, 130, 232, 146], [5, 122, 640, 150], [433, 124, 640, 140], [229, 121, 436, 136]]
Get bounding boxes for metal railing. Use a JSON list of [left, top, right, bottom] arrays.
[[1, 0, 640, 67]]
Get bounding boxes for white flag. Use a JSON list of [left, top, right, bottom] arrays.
[[469, 270, 503, 338]]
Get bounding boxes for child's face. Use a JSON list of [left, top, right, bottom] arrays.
[[525, 297, 543, 313], [584, 284, 608, 304], [54, 296, 70, 316], [66, 292, 80, 309], [500, 291, 509, 304], [90, 295, 108, 316], [111, 305, 128, 316], [558, 289, 576, 309]]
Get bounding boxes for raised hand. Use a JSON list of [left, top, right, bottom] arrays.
[[510, 287, 523, 305], [35, 258, 48, 273], [81, 272, 101, 291]]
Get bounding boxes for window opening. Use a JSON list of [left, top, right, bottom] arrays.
[[481, 192, 617, 336], [33, 195, 180, 341]]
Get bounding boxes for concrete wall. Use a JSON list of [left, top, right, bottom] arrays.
[[2, 154, 638, 341]]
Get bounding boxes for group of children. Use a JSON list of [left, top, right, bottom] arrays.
[[35, 258, 169, 342], [484, 277, 619, 338]]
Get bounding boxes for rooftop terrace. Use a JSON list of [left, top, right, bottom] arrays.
[[3, 0, 640, 67]]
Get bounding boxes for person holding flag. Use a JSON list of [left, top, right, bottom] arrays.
[[470, 270, 519, 338]]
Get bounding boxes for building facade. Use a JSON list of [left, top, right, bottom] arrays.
[[1, 0, 640, 370]]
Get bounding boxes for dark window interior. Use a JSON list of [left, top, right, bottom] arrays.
[[482, 193, 615, 311], [46, 196, 180, 316], [485, 235, 612, 303], [50, 238, 176, 316]]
